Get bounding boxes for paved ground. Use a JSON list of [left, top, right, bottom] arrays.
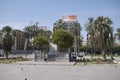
[[0, 61, 120, 80]]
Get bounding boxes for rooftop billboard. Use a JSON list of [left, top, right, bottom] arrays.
[[62, 15, 77, 22]]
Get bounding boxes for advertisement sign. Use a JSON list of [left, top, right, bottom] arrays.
[[62, 15, 77, 22], [38, 26, 47, 30]]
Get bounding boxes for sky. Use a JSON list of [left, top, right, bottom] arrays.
[[0, 0, 120, 40]]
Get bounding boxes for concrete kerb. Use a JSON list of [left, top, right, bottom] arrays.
[[13, 61, 75, 66]]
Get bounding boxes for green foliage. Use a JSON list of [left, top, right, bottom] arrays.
[[23, 22, 52, 50], [85, 16, 113, 60], [115, 28, 120, 42], [52, 29, 74, 49], [111, 46, 120, 54], [2, 26, 12, 34], [33, 36, 49, 50], [70, 21, 82, 34], [53, 19, 63, 31], [2, 34, 13, 52], [0, 31, 2, 49], [53, 19, 82, 52], [80, 45, 92, 53], [80, 45, 120, 55], [2, 26, 13, 59]]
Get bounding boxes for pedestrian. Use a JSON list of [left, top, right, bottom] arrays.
[[73, 52, 77, 61], [44, 53, 48, 62]]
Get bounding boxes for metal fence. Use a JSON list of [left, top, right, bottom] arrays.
[[0, 49, 70, 61]]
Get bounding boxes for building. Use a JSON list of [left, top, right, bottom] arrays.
[[82, 41, 87, 46], [12, 30, 25, 50]]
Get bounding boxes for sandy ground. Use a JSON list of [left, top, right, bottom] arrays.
[[0, 61, 120, 80]]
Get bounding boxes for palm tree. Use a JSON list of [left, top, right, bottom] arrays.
[[0, 31, 2, 49], [115, 28, 120, 43], [70, 21, 82, 53], [85, 18, 96, 58], [23, 26, 32, 50], [94, 16, 113, 60], [30, 23, 39, 38], [85, 18, 94, 48], [12, 30, 17, 49], [2, 26, 13, 59], [53, 19, 64, 32]]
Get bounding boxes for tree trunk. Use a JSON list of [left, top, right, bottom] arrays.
[[4, 51, 8, 59], [74, 36, 77, 52], [102, 50, 106, 60], [14, 37, 17, 49], [77, 36, 80, 53], [24, 38, 28, 50]]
